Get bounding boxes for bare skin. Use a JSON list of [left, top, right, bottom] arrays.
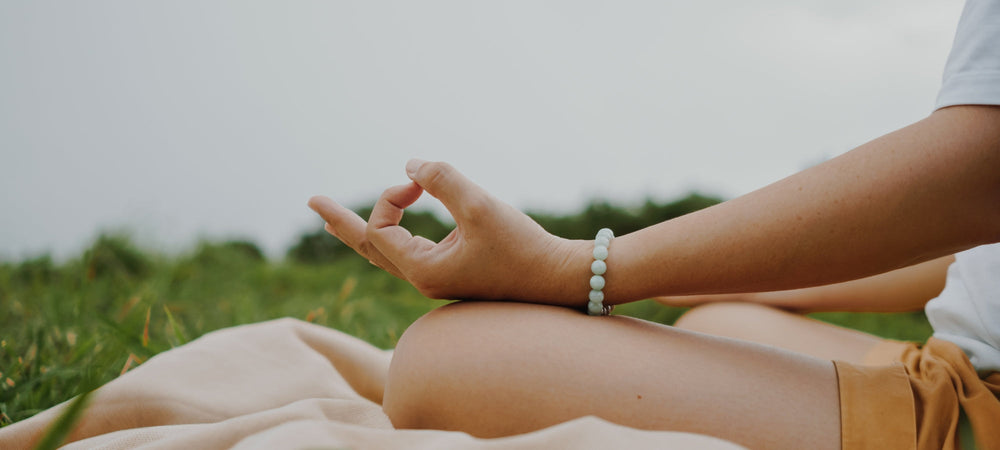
[[382, 255, 953, 447], [674, 303, 889, 363], [656, 255, 954, 313], [306, 105, 999, 446], [603, 106, 999, 303], [385, 301, 843, 450], [309, 106, 1000, 307], [665, 255, 954, 361]]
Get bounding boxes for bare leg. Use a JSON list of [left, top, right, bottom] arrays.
[[674, 302, 883, 364], [384, 302, 840, 450]]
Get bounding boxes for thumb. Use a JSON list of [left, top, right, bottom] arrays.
[[405, 159, 490, 217]]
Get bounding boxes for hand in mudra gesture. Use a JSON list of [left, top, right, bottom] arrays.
[[309, 159, 587, 304]]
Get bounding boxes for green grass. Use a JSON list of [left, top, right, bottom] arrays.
[[0, 242, 437, 428], [0, 236, 933, 431]]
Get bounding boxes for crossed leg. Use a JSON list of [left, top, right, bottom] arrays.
[[673, 302, 885, 364], [383, 301, 848, 449]]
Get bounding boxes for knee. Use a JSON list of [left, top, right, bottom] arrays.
[[382, 304, 449, 429], [382, 301, 515, 431], [382, 301, 586, 435]]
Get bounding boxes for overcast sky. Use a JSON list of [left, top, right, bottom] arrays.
[[0, 0, 964, 261]]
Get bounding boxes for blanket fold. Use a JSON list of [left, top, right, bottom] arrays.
[[0, 318, 742, 449]]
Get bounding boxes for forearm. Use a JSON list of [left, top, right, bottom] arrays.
[[743, 255, 954, 313], [653, 254, 955, 312], [312, 107, 997, 310], [591, 106, 1000, 304]]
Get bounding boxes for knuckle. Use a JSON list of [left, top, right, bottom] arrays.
[[357, 238, 377, 257], [365, 218, 386, 239], [461, 193, 493, 219], [375, 188, 399, 210]]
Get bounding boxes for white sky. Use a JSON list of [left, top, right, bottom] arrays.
[[0, 0, 964, 260]]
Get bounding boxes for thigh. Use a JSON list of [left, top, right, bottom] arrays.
[[673, 302, 884, 364], [384, 301, 841, 450]]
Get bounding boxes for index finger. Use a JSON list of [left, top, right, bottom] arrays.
[[308, 195, 367, 244], [308, 195, 407, 277], [365, 182, 438, 268]]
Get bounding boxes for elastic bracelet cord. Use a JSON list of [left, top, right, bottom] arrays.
[[587, 228, 614, 316]]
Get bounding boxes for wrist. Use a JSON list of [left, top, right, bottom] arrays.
[[540, 237, 593, 308]]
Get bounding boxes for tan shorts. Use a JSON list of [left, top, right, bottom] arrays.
[[834, 337, 1000, 449]]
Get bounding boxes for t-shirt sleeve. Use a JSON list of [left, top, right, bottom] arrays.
[[935, 0, 1000, 109]]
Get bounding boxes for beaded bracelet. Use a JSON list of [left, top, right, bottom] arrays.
[[587, 228, 614, 316]]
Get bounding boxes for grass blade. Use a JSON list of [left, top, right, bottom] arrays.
[[162, 306, 188, 346], [32, 388, 93, 450]]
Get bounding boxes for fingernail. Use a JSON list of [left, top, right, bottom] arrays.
[[405, 158, 427, 178]]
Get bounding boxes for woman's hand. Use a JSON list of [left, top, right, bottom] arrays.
[[308, 159, 591, 304]]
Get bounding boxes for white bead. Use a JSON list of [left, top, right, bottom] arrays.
[[593, 245, 608, 260], [588, 228, 613, 316]]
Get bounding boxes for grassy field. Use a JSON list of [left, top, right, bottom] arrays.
[[0, 234, 933, 429]]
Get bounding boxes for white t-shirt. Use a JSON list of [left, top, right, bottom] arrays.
[[925, 245, 1000, 375], [935, 0, 1000, 109]]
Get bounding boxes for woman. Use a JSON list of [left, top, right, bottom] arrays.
[[308, 1, 1000, 447]]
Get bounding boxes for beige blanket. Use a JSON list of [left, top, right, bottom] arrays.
[[0, 318, 743, 449]]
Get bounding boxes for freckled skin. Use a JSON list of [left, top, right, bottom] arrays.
[[312, 106, 1000, 449]]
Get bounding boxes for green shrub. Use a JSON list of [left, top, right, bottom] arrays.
[[82, 234, 151, 281]]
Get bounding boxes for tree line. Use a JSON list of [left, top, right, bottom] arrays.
[[287, 192, 721, 264], [1, 192, 722, 280]]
